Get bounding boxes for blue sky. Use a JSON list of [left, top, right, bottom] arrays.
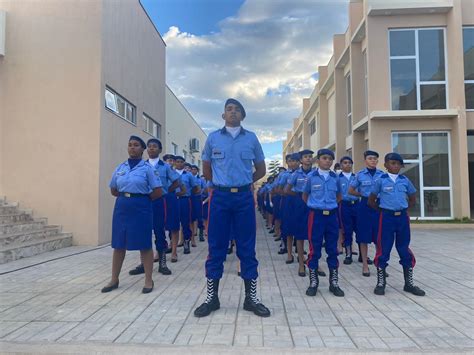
[[141, 0, 349, 163]]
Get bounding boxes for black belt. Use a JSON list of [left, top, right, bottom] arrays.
[[381, 208, 407, 216], [310, 208, 338, 216], [119, 192, 149, 198], [178, 195, 190, 199], [341, 200, 358, 205], [214, 184, 251, 193]]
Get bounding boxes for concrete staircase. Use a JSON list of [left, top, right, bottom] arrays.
[[0, 196, 73, 264]]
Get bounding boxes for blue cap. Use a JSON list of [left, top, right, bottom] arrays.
[[163, 154, 175, 161], [364, 150, 379, 158], [299, 149, 314, 156], [385, 152, 404, 165], [129, 135, 146, 149], [317, 149, 335, 159], [191, 165, 199, 170], [285, 154, 292, 161], [184, 162, 192, 167], [174, 155, 185, 162], [339, 156, 353, 164], [290, 152, 301, 161], [225, 98, 246, 118], [147, 138, 162, 149]]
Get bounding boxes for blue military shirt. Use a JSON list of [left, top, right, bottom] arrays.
[[350, 168, 384, 198], [202, 127, 265, 187], [276, 170, 293, 189], [176, 171, 199, 197], [371, 174, 416, 210], [288, 167, 313, 193], [303, 169, 340, 210], [148, 159, 179, 195], [338, 172, 359, 202], [109, 160, 162, 194]]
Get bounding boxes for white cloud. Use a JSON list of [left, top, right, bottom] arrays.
[[164, 0, 349, 143]]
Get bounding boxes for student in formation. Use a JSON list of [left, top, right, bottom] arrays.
[[302, 149, 344, 297], [128, 139, 180, 277], [264, 176, 275, 231], [201, 175, 211, 240], [348, 150, 384, 277], [337, 156, 359, 265], [368, 153, 425, 297], [270, 166, 286, 243], [174, 157, 200, 255], [102, 136, 162, 294], [190, 165, 205, 244], [194, 98, 270, 318], [285, 150, 313, 276]]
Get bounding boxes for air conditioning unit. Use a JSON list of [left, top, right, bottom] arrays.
[[189, 138, 200, 153]]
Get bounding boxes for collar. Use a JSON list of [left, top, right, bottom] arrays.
[[299, 167, 312, 174], [125, 159, 144, 168], [313, 169, 336, 178], [339, 172, 355, 177], [381, 173, 406, 179], [220, 126, 246, 136]]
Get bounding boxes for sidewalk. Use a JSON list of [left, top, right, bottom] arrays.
[[0, 214, 473, 353]]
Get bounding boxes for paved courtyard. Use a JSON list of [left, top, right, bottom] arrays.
[[0, 215, 473, 354]]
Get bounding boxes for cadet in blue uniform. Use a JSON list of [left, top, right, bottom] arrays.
[[101, 136, 163, 294], [302, 149, 344, 297], [348, 150, 384, 277], [191, 165, 205, 242], [174, 156, 200, 255], [369, 153, 425, 296], [285, 150, 313, 276], [271, 167, 286, 241], [263, 176, 275, 230], [128, 139, 180, 277], [337, 156, 359, 265], [194, 98, 270, 318]]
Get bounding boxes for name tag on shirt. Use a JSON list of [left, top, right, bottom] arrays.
[[362, 181, 372, 186], [212, 149, 224, 158], [383, 186, 394, 192], [117, 171, 126, 176]]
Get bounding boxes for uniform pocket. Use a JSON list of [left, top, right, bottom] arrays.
[[397, 184, 407, 192], [211, 149, 225, 159], [241, 151, 255, 160]]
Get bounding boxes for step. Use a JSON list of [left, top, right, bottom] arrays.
[[0, 234, 73, 264], [0, 226, 62, 248], [0, 219, 48, 236], [0, 205, 19, 215], [0, 212, 34, 224]]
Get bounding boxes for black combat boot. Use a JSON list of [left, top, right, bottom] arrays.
[[305, 269, 319, 296], [343, 246, 353, 265], [194, 279, 220, 317], [158, 250, 172, 275], [129, 264, 144, 275], [183, 240, 191, 254], [329, 269, 345, 297], [243, 279, 271, 317], [403, 267, 425, 296], [374, 267, 386, 295]]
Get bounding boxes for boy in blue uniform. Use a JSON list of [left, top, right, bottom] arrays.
[[369, 153, 425, 296], [194, 98, 270, 318], [303, 149, 344, 297], [285, 150, 313, 276], [337, 156, 359, 265], [128, 139, 180, 276], [174, 156, 200, 255], [348, 150, 384, 277]]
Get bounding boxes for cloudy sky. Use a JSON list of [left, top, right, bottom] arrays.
[[141, 0, 349, 162]]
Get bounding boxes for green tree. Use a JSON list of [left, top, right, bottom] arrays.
[[268, 160, 280, 176]]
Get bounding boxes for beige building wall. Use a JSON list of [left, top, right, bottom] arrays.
[[0, 0, 168, 245], [283, 0, 474, 219], [165, 86, 207, 169]]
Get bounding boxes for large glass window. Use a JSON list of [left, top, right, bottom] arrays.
[[105, 87, 136, 124], [393, 132, 451, 219], [309, 119, 316, 135], [463, 27, 474, 109], [143, 113, 161, 139], [390, 28, 447, 111]]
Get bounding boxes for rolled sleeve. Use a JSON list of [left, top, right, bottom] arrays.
[[407, 180, 417, 195], [202, 136, 212, 162], [168, 165, 180, 182], [253, 138, 265, 163], [109, 168, 118, 189], [349, 176, 360, 189], [371, 179, 381, 196], [147, 166, 162, 190]]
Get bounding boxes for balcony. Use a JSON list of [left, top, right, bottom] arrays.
[[367, 0, 453, 16]]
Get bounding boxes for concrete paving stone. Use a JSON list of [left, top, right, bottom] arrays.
[[0, 321, 28, 338]]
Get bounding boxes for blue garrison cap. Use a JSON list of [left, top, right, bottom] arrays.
[[290, 152, 301, 161], [225, 98, 246, 118], [147, 138, 162, 149], [299, 149, 314, 156], [191, 165, 199, 170], [174, 155, 185, 162], [163, 154, 175, 161], [317, 149, 335, 159], [285, 154, 292, 161], [364, 150, 379, 158], [129, 135, 146, 149], [339, 156, 353, 164], [385, 152, 404, 165], [184, 162, 192, 167]]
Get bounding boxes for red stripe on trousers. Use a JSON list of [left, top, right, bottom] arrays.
[[306, 210, 315, 268], [374, 211, 384, 267]]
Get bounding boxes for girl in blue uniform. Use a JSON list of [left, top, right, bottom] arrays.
[[101, 136, 163, 294]]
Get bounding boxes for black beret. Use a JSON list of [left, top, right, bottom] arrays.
[[162, 154, 175, 161], [339, 156, 353, 164], [385, 152, 404, 165], [129, 135, 146, 149], [299, 149, 314, 156], [285, 154, 292, 161], [364, 150, 379, 158], [184, 162, 192, 167], [147, 138, 162, 149], [191, 165, 199, 170], [290, 152, 301, 161], [174, 155, 185, 162], [317, 149, 335, 159], [225, 98, 246, 118]]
